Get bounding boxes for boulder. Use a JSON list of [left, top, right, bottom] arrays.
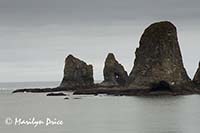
[[193, 62, 200, 84], [128, 21, 190, 89], [101, 53, 128, 86], [60, 55, 94, 89]]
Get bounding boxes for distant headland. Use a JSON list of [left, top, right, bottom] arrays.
[[13, 21, 200, 96]]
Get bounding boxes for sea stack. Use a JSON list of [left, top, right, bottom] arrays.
[[128, 21, 190, 89], [101, 53, 128, 86], [193, 62, 200, 84], [60, 55, 94, 89]]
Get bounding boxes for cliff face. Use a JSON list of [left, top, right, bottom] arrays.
[[193, 62, 200, 84], [60, 55, 94, 88], [101, 53, 128, 86], [128, 21, 190, 89]]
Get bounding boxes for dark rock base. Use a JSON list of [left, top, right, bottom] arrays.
[[12, 84, 200, 96]]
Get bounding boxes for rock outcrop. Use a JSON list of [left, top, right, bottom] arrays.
[[128, 21, 190, 89], [193, 62, 200, 84], [60, 55, 94, 89], [101, 53, 128, 86], [13, 21, 200, 96]]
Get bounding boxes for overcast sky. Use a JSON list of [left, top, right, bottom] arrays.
[[0, 0, 200, 82]]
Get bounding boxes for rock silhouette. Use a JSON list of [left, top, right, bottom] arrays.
[[101, 53, 128, 86], [128, 21, 190, 89], [193, 62, 200, 84], [13, 21, 200, 96], [60, 55, 94, 89]]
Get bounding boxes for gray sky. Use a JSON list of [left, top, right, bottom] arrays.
[[0, 0, 200, 82]]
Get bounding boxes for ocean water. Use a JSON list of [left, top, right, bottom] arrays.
[[0, 81, 60, 90], [0, 82, 200, 133]]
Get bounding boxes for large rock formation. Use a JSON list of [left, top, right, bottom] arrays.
[[128, 21, 190, 89], [193, 62, 200, 84], [13, 21, 200, 96], [60, 55, 94, 89], [101, 53, 128, 86]]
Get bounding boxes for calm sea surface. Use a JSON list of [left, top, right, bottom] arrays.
[[0, 82, 200, 133]]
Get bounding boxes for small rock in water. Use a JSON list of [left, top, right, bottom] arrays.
[[73, 97, 81, 99], [64, 97, 70, 100], [46, 92, 66, 96]]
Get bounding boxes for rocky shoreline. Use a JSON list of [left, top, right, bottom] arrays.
[[12, 21, 200, 96]]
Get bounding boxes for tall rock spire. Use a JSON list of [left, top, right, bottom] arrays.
[[128, 21, 190, 89], [60, 55, 94, 89], [101, 53, 128, 86]]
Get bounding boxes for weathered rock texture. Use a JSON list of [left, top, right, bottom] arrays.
[[101, 53, 128, 86], [193, 62, 200, 84], [60, 55, 94, 88], [128, 21, 190, 89]]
